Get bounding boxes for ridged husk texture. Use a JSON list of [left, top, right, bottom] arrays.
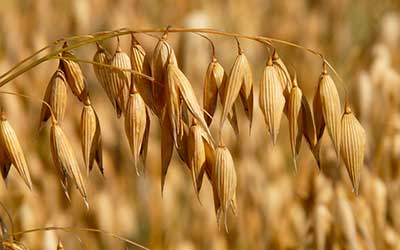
[[81, 99, 103, 175], [0, 112, 32, 189], [340, 105, 366, 194], [50, 122, 88, 208], [39, 68, 68, 128], [259, 57, 286, 144]]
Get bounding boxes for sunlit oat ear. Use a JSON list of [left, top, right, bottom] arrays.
[[213, 141, 237, 233], [259, 56, 285, 145], [61, 42, 88, 102], [81, 97, 103, 176], [50, 120, 88, 209], [318, 63, 342, 160], [288, 76, 303, 172], [39, 68, 67, 129], [0, 111, 32, 189], [340, 103, 366, 195]]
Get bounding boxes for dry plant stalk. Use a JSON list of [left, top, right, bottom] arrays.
[[61, 42, 88, 102], [81, 98, 103, 175], [50, 120, 88, 208], [259, 56, 285, 144], [340, 104, 366, 194], [0, 111, 32, 189], [39, 68, 68, 128]]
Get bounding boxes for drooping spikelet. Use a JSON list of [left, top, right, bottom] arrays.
[[92, 43, 118, 112], [167, 62, 213, 141], [81, 97, 103, 176], [259, 56, 286, 144], [213, 141, 237, 232], [109, 39, 131, 117], [187, 120, 207, 198], [50, 121, 88, 208], [125, 91, 147, 175], [340, 104, 366, 194], [203, 58, 220, 126], [39, 68, 68, 129], [318, 64, 342, 159], [272, 50, 292, 102], [130, 35, 155, 114], [151, 37, 177, 114], [220, 50, 253, 132], [57, 240, 64, 250], [0, 111, 32, 189], [288, 76, 303, 171], [61, 42, 88, 102]]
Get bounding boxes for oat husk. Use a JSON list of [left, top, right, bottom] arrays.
[[0, 111, 32, 189], [340, 104, 366, 194], [61, 42, 88, 102], [39, 68, 68, 129], [81, 98, 103, 175], [259, 56, 286, 144]]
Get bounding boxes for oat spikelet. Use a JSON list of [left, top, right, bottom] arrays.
[[50, 121, 88, 208], [93, 43, 118, 112], [166, 63, 182, 147], [151, 38, 177, 114], [220, 51, 252, 132], [109, 40, 131, 117], [319, 65, 342, 159], [168, 62, 213, 141], [214, 141, 237, 232], [203, 58, 220, 126], [187, 121, 207, 199], [81, 98, 103, 176], [341, 104, 366, 194], [61, 42, 88, 102], [39, 68, 67, 129], [259, 56, 286, 144], [130, 35, 155, 114], [272, 50, 292, 108], [288, 77, 303, 171], [0, 111, 32, 189], [125, 91, 147, 175]]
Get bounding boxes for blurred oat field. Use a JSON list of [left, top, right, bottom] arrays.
[[1, 0, 400, 249]]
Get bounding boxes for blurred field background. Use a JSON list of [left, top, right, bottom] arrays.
[[1, 0, 400, 249]]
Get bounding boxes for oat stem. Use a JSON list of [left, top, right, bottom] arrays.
[[0, 27, 339, 90]]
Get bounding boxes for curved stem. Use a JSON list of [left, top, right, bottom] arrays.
[[0, 27, 332, 90], [11, 226, 149, 250], [193, 32, 216, 59]]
